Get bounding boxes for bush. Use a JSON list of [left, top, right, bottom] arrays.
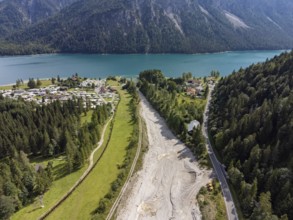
[[105, 192, 113, 199], [96, 198, 107, 214], [118, 172, 125, 180], [111, 179, 121, 192]]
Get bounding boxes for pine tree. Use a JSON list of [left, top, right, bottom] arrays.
[[27, 78, 36, 89], [0, 195, 16, 220], [251, 192, 278, 220], [36, 79, 42, 88], [65, 131, 76, 173]]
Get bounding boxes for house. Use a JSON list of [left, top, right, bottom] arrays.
[[195, 85, 204, 92], [188, 120, 200, 133], [187, 79, 200, 85], [3, 92, 12, 97], [13, 89, 25, 94], [71, 76, 78, 81], [99, 86, 107, 94], [59, 86, 68, 91], [28, 88, 39, 94], [59, 96, 71, 102], [186, 87, 197, 96]]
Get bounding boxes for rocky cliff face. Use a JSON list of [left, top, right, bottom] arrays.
[[0, 0, 78, 36], [3, 0, 293, 54]]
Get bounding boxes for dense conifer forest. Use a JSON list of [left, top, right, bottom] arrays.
[[0, 97, 110, 219], [209, 51, 293, 219]]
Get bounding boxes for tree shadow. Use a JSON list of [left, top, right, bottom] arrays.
[[53, 163, 69, 180], [27, 206, 42, 213], [177, 148, 196, 163]]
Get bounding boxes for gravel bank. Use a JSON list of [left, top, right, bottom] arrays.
[[116, 94, 211, 220]]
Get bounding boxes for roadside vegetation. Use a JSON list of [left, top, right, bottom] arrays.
[[133, 116, 149, 173], [110, 101, 149, 219], [197, 179, 227, 220]]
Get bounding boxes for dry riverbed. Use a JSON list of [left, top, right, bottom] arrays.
[[116, 94, 211, 220]]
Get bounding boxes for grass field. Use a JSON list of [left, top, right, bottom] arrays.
[[0, 79, 52, 90], [11, 156, 87, 220], [81, 110, 93, 125], [177, 92, 207, 109], [104, 97, 113, 102], [46, 83, 134, 220]]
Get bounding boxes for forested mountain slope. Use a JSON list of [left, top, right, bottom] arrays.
[[0, 0, 78, 37], [209, 51, 293, 219], [2, 0, 293, 54]]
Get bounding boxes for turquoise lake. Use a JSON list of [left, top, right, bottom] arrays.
[[0, 50, 285, 85]]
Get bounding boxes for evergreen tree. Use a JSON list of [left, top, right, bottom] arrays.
[[0, 195, 16, 220], [209, 50, 293, 219], [27, 78, 36, 89], [36, 78, 42, 88]]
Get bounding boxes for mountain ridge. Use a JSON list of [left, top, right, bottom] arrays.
[[0, 0, 78, 37], [1, 0, 293, 55]]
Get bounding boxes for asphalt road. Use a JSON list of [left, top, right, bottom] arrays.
[[202, 84, 239, 220]]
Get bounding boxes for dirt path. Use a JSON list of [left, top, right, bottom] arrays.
[[116, 94, 211, 220], [39, 115, 113, 219], [83, 115, 113, 175]]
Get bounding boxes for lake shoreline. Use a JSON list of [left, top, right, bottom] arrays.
[[0, 50, 286, 85], [0, 49, 289, 58]]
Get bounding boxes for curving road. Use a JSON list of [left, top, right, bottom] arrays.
[[202, 84, 239, 220]]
